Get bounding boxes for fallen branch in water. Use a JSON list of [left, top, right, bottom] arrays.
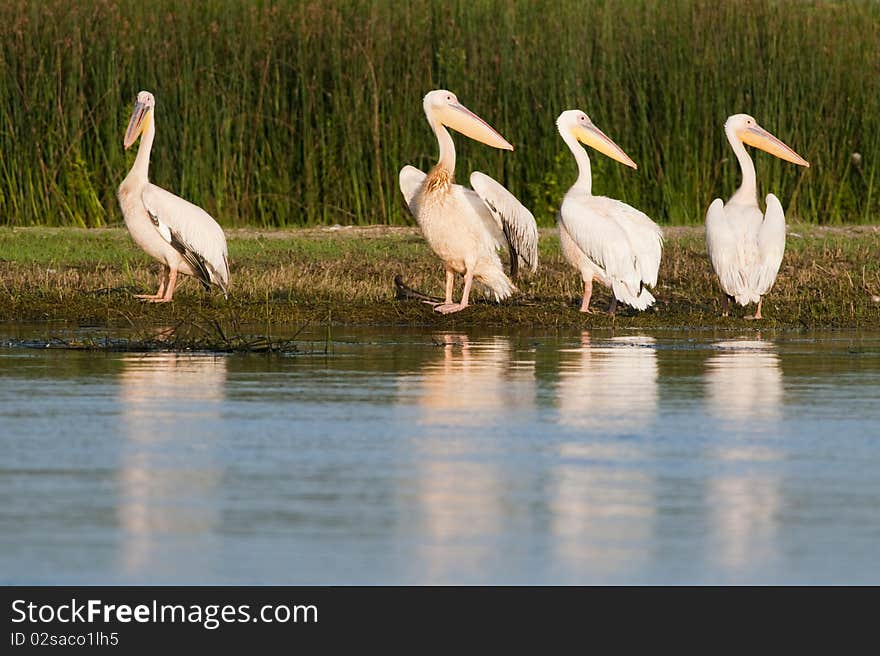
[[6, 317, 308, 354]]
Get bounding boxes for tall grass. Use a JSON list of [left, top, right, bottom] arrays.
[[0, 0, 878, 228]]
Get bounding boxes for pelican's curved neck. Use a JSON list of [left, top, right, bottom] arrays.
[[560, 127, 592, 194], [429, 113, 456, 174], [726, 126, 757, 204], [127, 114, 155, 183]]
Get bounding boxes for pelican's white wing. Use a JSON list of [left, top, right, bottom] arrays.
[[753, 193, 786, 296], [560, 193, 647, 306], [141, 184, 229, 294], [592, 196, 663, 287], [705, 197, 751, 302], [470, 171, 539, 273], [399, 165, 426, 212]]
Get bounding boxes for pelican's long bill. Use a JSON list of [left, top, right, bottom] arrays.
[[440, 101, 514, 151], [123, 99, 151, 150], [573, 122, 638, 169], [739, 125, 810, 167]]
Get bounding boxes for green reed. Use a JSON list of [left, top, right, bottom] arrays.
[[0, 0, 877, 228]]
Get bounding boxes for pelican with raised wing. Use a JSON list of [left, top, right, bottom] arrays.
[[706, 114, 809, 319], [399, 90, 538, 314], [117, 91, 229, 303], [556, 110, 662, 314]]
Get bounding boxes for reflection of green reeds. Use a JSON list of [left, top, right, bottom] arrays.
[[1, 1, 877, 227]]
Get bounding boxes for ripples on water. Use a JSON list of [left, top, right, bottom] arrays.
[[2, 327, 880, 584]]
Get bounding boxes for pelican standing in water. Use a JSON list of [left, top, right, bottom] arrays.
[[117, 91, 229, 302], [399, 90, 538, 314], [556, 110, 662, 314], [706, 114, 809, 319]]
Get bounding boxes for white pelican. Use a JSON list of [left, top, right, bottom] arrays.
[[399, 90, 538, 314], [556, 110, 662, 314], [117, 91, 229, 303], [706, 114, 809, 319]]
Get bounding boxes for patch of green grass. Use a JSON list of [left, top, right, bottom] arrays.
[[0, 227, 147, 266], [1, 225, 879, 331]]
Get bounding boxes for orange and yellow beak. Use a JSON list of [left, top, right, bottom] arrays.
[[739, 125, 810, 167], [573, 121, 638, 169], [123, 99, 151, 150], [438, 101, 514, 151]]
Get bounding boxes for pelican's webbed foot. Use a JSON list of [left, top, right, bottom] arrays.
[[744, 298, 764, 320], [434, 303, 468, 315]]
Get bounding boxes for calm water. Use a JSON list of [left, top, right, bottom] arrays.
[[2, 324, 879, 584]]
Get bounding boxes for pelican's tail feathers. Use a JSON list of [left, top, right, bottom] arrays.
[[734, 290, 761, 306], [634, 287, 656, 310], [475, 267, 516, 302], [610, 278, 655, 311]]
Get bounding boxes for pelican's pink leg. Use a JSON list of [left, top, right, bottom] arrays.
[[607, 295, 618, 316], [425, 268, 456, 308], [745, 298, 763, 320], [435, 268, 473, 314], [151, 267, 178, 303], [579, 277, 593, 313], [136, 265, 169, 301]]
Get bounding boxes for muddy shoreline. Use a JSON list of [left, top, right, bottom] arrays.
[[1, 225, 878, 342]]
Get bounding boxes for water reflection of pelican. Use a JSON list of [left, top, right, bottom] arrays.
[[397, 334, 535, 582], [704, 339, 784, 578], [706, 340, 783, 424], [415, 334, 534, 427], [557, 333, 658, 433], [550, 333, 658, 579], [116, 354, 227, 579]]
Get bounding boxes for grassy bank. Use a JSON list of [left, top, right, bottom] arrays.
[[1, 0, 878, 228], [1, 225, 879, 333]]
